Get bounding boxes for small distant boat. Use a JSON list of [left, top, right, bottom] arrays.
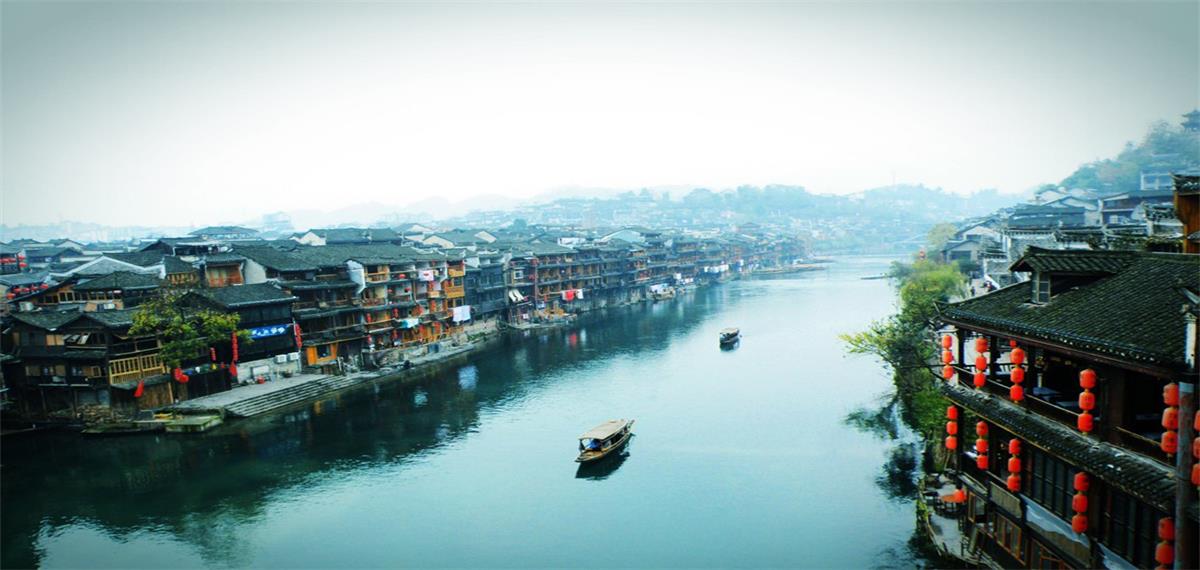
[[576, 419, 635, 463], [719, 327, 740, 346]]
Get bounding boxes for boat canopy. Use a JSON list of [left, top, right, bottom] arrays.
[[720, 328, 739, 336], [579, 419, 628, 440]]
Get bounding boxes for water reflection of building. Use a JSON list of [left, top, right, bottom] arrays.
[[933, 247, 1197, 569]]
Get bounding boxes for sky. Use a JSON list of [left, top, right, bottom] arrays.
[[2, 1, 1198, 227]]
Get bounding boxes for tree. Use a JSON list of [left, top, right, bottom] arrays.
[[129, 289, 249, 369], [925, 223, 957, 252]]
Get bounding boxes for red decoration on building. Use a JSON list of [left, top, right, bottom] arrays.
[[1161, 430, 1178, 454], [1072, 493, 1088, 513], [1008, 438, 1021, 455], [973, 372, 985, 388], [945, 436, 958, 450], [1010, 347, 1025, 366], [941, 334, 953, 349], [1074, 472, 1089, 492], [1010, 384, 1024, 402], [942, 350, 954, 364], [210, 348, 217, 362], [1163, 383, 1179, 407], [1155, 541, 1174, 565], [974, 337, 988, 354], [229, 363, 239, 379], [1078, 391, 1095, 411], [1162, 407, 1179, 430], [1007, 456, 1021, 473], [975, 421, 988, 437], [975, 439, 988, 454], [976, 455, 989, 470], [1009, 339, 1018, 348], [231, 331, 239, 362], [943, 365, 955, 380], [974, 355, 987, 371], [1158, 517, 1174, 541], [294, 324, 303, 350], [1011, 367, 1025, 384], [946, 406, 958, 420], [946, 421, 958, 435], [134, 380, 145, 398], [1079, 369, 1097, 390], [1006, 474, 1021, 493], [1077, 412, 1094, 433], [1071, 514, 1088, 534]]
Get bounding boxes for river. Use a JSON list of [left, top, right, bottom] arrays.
[[1, 256, 933, 568]]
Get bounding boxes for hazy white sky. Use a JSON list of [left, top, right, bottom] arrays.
[[2, 1, 1197, 226]]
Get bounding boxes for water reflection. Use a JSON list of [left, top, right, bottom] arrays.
[[574, 445, 632, 481]]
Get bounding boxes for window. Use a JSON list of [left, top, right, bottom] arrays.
[[990, 512, 1025, 563], [1102, 489, 1164, 568], [1033, 272, 1051, 304], [317, 344, 331, 358], [1026, 447, 1074, 520], [1030, 541, 1071, 569]]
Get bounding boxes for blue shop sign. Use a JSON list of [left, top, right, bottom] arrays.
[[249, 324, 291, 339]]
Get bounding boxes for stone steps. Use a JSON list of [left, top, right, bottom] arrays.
[[224, 375, 367, 417]]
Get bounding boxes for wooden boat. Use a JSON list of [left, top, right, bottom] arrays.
[[576, 419, 635, 463], [719, 327, 740, 346]]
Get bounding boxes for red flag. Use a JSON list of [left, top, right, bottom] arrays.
[[231, 331, 239, 363], [134, 380, 145, 398], [293, 323, 303, 350]]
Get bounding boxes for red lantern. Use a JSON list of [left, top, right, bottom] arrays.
[[1011, 367, 1025, 384], [1008, 457, 1021, 473], [975, 421, 988, 437], [1155, 542, 1174, 565], [975, 439, 988, 454], [1009, 339, 1018, 348], [229, 363, 239, 379], [1162, 407, 1179, 430], [1158, 518, 1175, 541], [976, 455, 989, 470], [1072, 493, 1088, 513], [942, 350, 954, 364], [973, 372, 986, 388], [178, 372, 189, 384], [974, 337, 988, 354], [1006, 474, 1021, 492], [953, 489, 966, 502], [1008, 439, 1021, 455], [1078, 391, 1096, 411], [39, 283, 48, 290], [1163, 383, 1179, 407], [4, 293, 13, 300], [945, 436, 958, 450], [943, 365, 955, 380], [134, 380, 145, 398], [1074, 472, 1089, 492], [1161, 430, 1178, 454], [231, 331, 239, 362], [1010, 384, 1025, 402], [210, 348, 217, 362], [946, 421, 958, 435], [1193, 437, 1200, 459], [1194, 409, 1200, 432], [1071, 514, 1088, 534], [975, 355, 988, 371], [947, 406, 958, 420], [1080, 369, 1097, 390], [294, 324, 303, 350], [18, 262, 26, 268], [941, 334, 953, 349], [1078, 411, 1094, 433], [1011, 348, 1025, 366], [1193, 463, 1200, 486]]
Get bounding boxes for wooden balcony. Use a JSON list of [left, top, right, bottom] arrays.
[[108, 354, 165, 384], [448, 268, 466, 278], [207, 275, 244, 288]]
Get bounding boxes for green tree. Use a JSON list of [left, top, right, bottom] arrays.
[[129, 289, 249, 369], [840, 259, 965, 437], [925, 223, 957, 252]]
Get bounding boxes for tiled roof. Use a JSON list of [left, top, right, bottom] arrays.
[[192, 283, 297, 308], [8, 310, 83, 331], [82, 309, 138, 329], [188, 226, 258, 237], [941, 382, 1177, 512], [74, 271, 161, 291], [941, 249, 1199, 369], [280, 279, 358, 291], [1009, 247, 1134, 274], [104, 252, 194, 274]]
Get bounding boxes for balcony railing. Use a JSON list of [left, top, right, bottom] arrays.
[[207, 275, 244, 287]]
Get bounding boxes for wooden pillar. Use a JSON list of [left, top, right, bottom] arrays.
[[1175, 380, 1197, 570]]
